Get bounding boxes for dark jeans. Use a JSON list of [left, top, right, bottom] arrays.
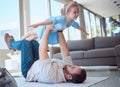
[[10, 40, 39, 78]]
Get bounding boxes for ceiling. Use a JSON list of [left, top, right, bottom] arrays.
[[55, 0, 120, 18]]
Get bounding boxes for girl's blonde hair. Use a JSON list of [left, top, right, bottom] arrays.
[[61, 1, 80, 15]]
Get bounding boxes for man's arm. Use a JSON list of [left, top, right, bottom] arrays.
[[58, 32, 70, 58], [39, 25, 55, 61]]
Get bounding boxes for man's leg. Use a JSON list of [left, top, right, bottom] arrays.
[[31, 40, 39, 61], [10, 40, 34, 78], [4, 33, 39, 78]]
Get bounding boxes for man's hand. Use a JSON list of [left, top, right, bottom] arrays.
[[46, 25, 57, 31]]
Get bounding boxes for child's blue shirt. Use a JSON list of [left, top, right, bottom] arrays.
[[34, 16, 79, 44]]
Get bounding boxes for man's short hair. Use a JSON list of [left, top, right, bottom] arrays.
[[69, 68, 87, 83]]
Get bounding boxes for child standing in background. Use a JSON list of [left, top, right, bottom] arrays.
[[21, 1, 89, 44]]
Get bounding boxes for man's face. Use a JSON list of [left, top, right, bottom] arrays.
[[65, 64, 81, 75]]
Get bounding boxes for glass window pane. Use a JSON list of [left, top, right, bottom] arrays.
[[106, 15, 120, 36], [0, 0, 20, 49], [90, 13, 96, 37], [84, 9, 102, 38], [50, 0, 63, 16], [68, 17, 81, 40], [95, 17, 101, 36], [30, 0, 48, 24], [84, 9, 91, 38]]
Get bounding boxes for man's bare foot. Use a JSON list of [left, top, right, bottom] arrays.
[[4, 33, 14, 49]]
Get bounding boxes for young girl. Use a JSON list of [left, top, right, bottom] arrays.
[[21, 1, 89, 44]]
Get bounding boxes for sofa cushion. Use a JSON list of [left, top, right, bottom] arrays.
[[53, 51, 85, 59], [70, 51, 85, 59], [114, 45, 120, 56], [84, 48, 115, 58], [67, 38, 94, 51], [95, 36, 120, 49]]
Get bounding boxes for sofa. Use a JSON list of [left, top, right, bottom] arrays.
[[49, 35, 120, 69]]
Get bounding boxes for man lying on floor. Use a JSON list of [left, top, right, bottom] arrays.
[[4, 25, 86, 84]]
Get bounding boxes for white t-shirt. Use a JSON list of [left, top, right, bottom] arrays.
[[26, 56, 73, 83]]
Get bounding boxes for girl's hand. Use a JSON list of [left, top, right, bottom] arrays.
[[78, 26, 89, 36], [28, 24, 38, 28], [85, 32, 89, 35]]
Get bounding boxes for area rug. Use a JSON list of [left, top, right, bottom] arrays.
[[14, 76, 109, 87]]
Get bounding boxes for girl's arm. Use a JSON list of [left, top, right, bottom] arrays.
[[28, 20, 53, 28], [78, 26, 89, 35]]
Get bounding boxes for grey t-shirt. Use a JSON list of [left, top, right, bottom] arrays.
[[26, 56, 73, 83]]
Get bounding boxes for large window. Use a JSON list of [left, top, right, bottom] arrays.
[[30, 0, 48, 24], [106, 15, 120, 36], [28, 0, 50, 43], [84, 9, 102, 38], [89, 13, 96, 37], [0, 0, 20, 49], [50, 0, 63, 16], [84, 9, 91, 38], [66, 18, 81, 40], [95, 16, 101, 36]]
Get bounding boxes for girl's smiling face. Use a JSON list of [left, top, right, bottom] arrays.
[[67, 6, 79, 20]]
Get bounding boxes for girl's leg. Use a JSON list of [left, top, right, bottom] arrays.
[[21, 31, 32, 39], [21, 31, 38, 41], [25, 33, 38, 41], [10, 40, 34, 78]]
